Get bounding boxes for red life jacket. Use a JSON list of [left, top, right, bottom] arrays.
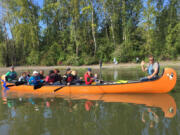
[[67, 75, 73, 82], [84, 72, 93, 85], [63, 73, 73, 83]]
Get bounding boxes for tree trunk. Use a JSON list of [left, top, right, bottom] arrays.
[[75, 25, 79, 57], [110, 0, 116, 49], [102, 1, 110, 40], [91, 2, 97, 56]]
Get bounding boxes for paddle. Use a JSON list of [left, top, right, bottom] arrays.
[[6, 81, 26, 87], [99, 60, 102, 81], [33, 80, 47, 90], [54, 86, 65, 92], [34, 84, 43, 90]]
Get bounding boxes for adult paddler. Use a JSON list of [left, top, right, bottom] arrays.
[[5, 66, 17, 82], [140, 55, 160, 82]]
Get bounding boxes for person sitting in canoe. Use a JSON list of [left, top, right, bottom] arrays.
[[39, 70, 45, 80], [26, 71, 31, 81], [71, 70, 83, 85], [5, 66, 17, 82], [18, 72, 27, 83], [63, 68, 73, 85], [53, 69, 62, 85], [84, 68, 95, 85], [45, 70, 56, 85], [140, 55, 160, 81], [29, 71, 43, 85]]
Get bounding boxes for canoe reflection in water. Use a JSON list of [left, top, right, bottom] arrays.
[[65, 93, 177, 118], [2, 88, 177, 118]]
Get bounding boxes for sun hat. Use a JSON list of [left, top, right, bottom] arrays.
[[33, 71, 39, 75]]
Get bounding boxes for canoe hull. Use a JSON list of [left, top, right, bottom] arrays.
[[1, 68, 177, 94]]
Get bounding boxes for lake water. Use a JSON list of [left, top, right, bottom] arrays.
[[0, 66, 180, 135]]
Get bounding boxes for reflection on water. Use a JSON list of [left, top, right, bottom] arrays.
[[114, 69, 118, 81], [0, 67, 180, 135], [0, 89, 179, 135]]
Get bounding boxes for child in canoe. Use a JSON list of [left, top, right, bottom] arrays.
[[84, 68, 95, 85], [28, 71, 44, 86], [63, 68, 73, 85]]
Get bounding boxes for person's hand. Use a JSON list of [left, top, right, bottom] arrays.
[[79, 77, 83, 80], [147, 75, 152, 79], [141, 61, 145, 67], [67, 82, 70, 86]]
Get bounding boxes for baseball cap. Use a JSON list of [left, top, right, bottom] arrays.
[[66, 67, 71, 71], [88, 68, 92, 71]]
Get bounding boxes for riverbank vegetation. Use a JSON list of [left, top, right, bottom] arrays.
[[0, 0, 179, 66]]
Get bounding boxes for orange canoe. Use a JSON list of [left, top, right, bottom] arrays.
[[1, 68, 177, 94]]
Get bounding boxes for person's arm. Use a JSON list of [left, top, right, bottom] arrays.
[[45, 76, 49, 82], [18, 77, 22, 82], [28, 77, 33, 84], [5, 71, 10, 76], [141, 61, 147, 72]]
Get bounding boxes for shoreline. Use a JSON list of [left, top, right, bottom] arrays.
[[0, 61, 179, 72]]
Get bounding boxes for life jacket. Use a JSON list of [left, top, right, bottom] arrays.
[[39, 74, 45, 79], [29, 76, 40, 85], [63, 73, 73, 83], [84, 72, 93, 85], [6, 71, 17, 81], [67, 74, 73, 82], [9, 72, 17, 78], [147, 62, 160, 76], [54, 74, 62, 82]]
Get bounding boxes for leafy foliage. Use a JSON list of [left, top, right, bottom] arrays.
[[0, 0, 179, 66]]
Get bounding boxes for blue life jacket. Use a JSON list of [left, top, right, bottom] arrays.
[[6, 71, 17, 81], [9, 72, 16, 78], [148, 64, 154, 75], [29, 76, 41, 85], [147, 63, 159, 76]]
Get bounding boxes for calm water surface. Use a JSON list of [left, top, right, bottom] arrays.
[[0, 66, 180, 135]]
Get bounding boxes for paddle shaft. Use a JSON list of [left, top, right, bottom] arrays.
[[54, 86, 65, 92], [99, 60, 102, 80]]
